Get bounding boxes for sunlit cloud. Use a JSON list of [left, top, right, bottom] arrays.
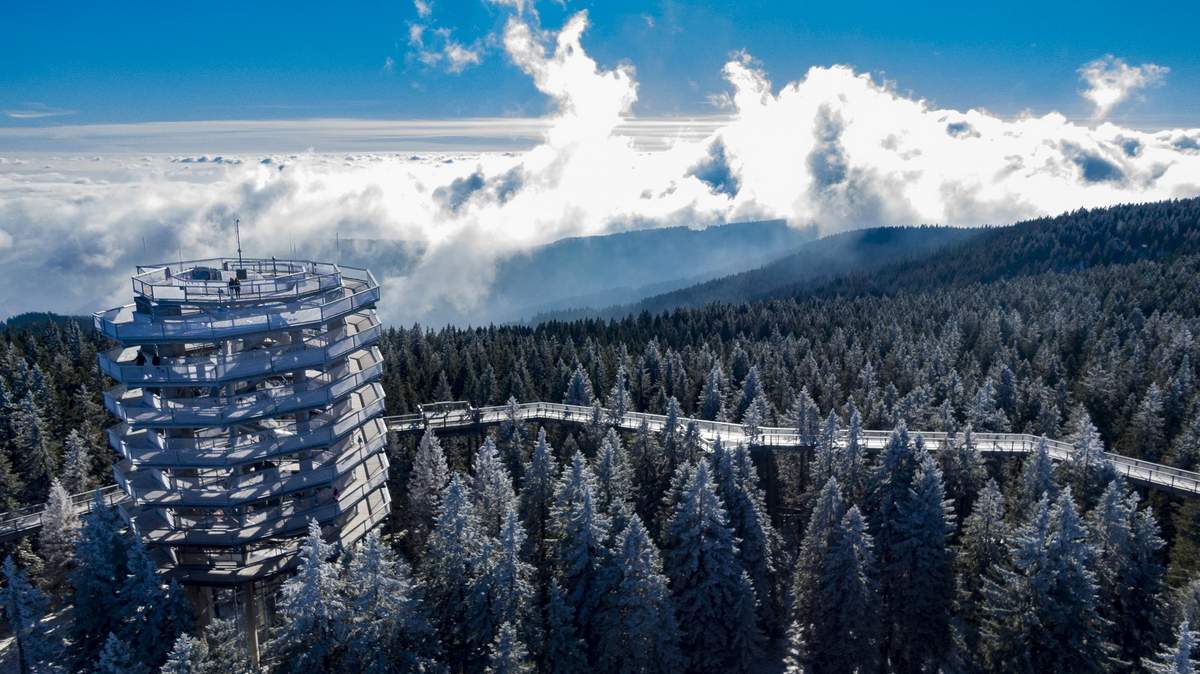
[[1079, 55, 1168, 119]]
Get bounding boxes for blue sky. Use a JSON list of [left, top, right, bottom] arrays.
[[3, 0, 1199, 128]]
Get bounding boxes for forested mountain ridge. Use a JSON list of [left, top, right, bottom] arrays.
[[811, 198, 1200, 299]]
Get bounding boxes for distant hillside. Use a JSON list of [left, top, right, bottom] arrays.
[[445, 219, 815, 325], [2, 312, 91, 332], [810, 198, 1200, 300], [538, 225, 979, 321]]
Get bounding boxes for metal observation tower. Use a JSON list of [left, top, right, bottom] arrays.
[[93, 257, 390, 659]]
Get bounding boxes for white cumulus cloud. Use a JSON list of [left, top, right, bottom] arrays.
[[1079, 54, 1169, 119]]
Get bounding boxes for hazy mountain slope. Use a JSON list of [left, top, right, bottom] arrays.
[[808, 198, 1200, 300], [538, 225, 979, 321], [484, 220, 814, 321]]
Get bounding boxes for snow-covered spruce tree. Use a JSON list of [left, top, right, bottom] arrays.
[[888, 452, 956, 672], [469, 508, 535, 663], [660, 397, 683, 474], [663, 461, 763, 673], [789, 477, 844, 657], [1169, 414, 1200, 472], [120, 538, 193, 668], [542, 578, 587, 674], [1088, 479, 1166, 670], [548, 452, 611, 656], [422, 474, 489, 673], [563, 363, 595, 407], [593, 515, 683, 674], [606, 365, 634, 423], [12, 390, 57, 500], [954, 479, 1009, 664], [938, 425, 986, 524], [968, 378, 1009, 432], [96, 633, 146, 674], [1125, 383, 1167, 461], [343, 531, 441, 674], [592, 428, 633, 515], [796, 410, 840, 524], [783, 387, 820, 442], [1144, 620, 1198, 674], [741, 390, 771, 445], [199, 618, 254, 674], [38, 477, 80, 600], [60, 428, 93, 494], [698, 365, 725, 422], [70, 491, 130, 668], [1067, 407, 1115, 508], [1014, 435, 1057, 519], [865, 422, 918, 662], [160, 634, 206, 674], [519, 428, 558, 566], [2, 555, 60, 674], [486, 621, 533, 674], [981, 490, 1112, 672], [471, 436, 518, 539], [734, 366, 763, 421], [656, 459, 697, 542], [712, 438, 784, 634], [407, 429, 450, 553], [806, 506, 881, 673], [269, 519, 348, 673], [498, 397, 526, 487], [839, 401, 867, 505], [628, 417, 664, 524]]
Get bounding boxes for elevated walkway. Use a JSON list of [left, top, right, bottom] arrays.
[[5, 399, 1198, 542]]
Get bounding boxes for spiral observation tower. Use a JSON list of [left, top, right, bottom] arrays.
[[94, 257, 390, 658]]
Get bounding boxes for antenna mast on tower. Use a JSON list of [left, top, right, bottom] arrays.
[[235, 217, 244, 267]]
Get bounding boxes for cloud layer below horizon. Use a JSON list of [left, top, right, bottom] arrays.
[[1, 12, 1199, 324]]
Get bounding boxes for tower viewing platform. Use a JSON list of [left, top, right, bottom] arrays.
[[93, 257, 390, 656]]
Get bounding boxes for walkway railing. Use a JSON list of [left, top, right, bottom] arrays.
[[7, 399, 1200, 541]]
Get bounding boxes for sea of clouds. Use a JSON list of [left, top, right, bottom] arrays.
[[1, 11, 1198, 324]]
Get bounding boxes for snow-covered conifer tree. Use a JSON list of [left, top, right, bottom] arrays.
[[954, 479, 1008, 659], [343, 531, 440, 673], [471, 436, 518, 538], [542, 579, 587, 674], [563, 363, 595, 407], [423, 474, 488, 672], [981, 490, 1111, 672], [888, 453, 955, 671], [160, 634, 205, 674], [548, 453, 611, 651], [270, 519, 348, 673], [486, 621, 533, 674], [1145, 620, 1197, 674], [592, 429, 633, 514], [60, 428, 93, 494], [606, 365, 633, 423], [1015, 435, 1057, 518], [594, 515, 683, 674], [699, 365, 725, 421], [662, 461, 762, 672], [70, 491, 129, 667], [38, 477, 80, 600], [520, 428, 558, 564], [3, 555, 60, 674], [408, 429, 450, 551], [96, 633, 145, 674]]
